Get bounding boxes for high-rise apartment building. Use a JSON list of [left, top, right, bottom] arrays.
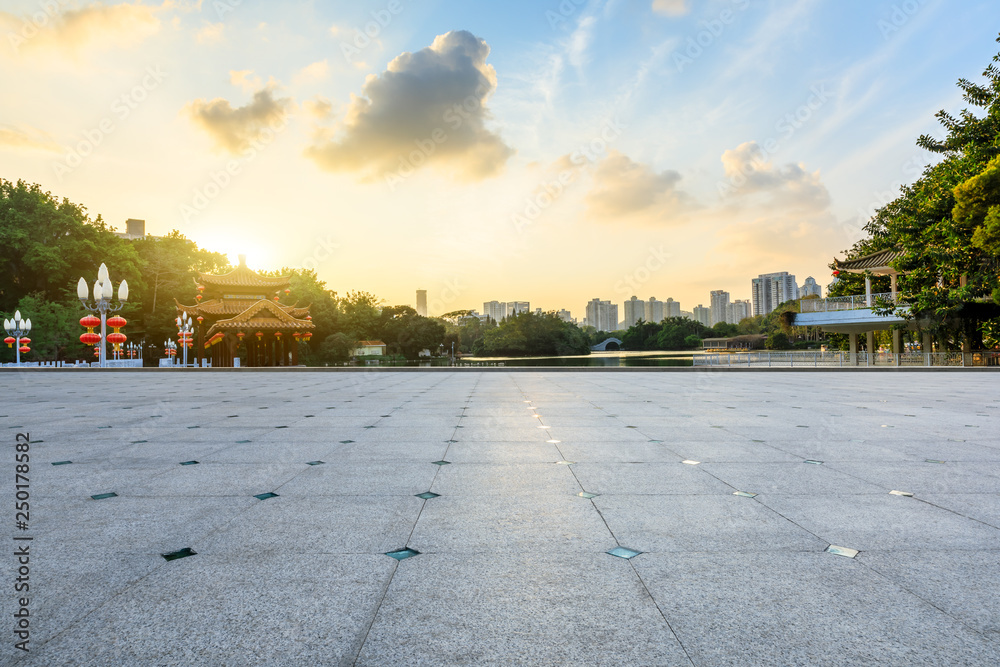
[[645, 297, 665, 323], [416, 290, 427, 317], [693, 304, 711, 327], [665, 298, 681, 318], [727, 299, 751, 324], [482, 301, 504, 322], [710, 290, 730, 326], [800, 276, 822, 298], [557, 309, 573, 322], [623, 296, 645, 328], [751, 272, 798, 316], [585, 299, 619, 332], [505, 301, 530, 317]]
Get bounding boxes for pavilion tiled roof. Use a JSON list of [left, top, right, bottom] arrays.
[[204, 300, 315, 338], [197, 264, 290, 289], [175, 298, 312, 318], [834, 247, 904, 274]]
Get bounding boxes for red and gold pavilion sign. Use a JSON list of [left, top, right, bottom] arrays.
[[174, 255, 314, 367]]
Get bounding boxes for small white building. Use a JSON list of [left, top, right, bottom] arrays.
[[353, 340, 387, 356]]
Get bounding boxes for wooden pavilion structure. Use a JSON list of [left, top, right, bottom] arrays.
[[175, 255, 314, 367]]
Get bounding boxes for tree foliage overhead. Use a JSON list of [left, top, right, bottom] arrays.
[[844, 35, 1000, 344]]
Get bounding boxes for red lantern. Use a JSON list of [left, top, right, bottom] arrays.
[[303, 332, 313, 341], [237, 332, 245, 340], [284, 289, 290, 296], [80, 315, 101, 346], [275, 332, 283, 340], [18, 346, 29, 354], [255, 331, 263, 340], [94, 347, 100, 357], [197, 316, 204, 324], [273, 296, 280, 302], [107, 333, 127, 345], [196, 294, 203, 302], [197, 285, 205, 293], [4, 337, 15, 348], [293, 332, 301, 341], [107, 316, 127, 328], [832, 270, 840, 277]]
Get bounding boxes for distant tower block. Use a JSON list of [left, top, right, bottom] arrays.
[[416, 289, 428, 317]]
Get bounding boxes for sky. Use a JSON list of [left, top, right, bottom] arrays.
[[1, 0, 998, 318]]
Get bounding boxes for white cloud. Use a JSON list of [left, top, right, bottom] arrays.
[[720, 141, 830, 211], [305, 30, 514, 182], [0, 1, 166, 55], [652, 0, 690, 17], [230, 70, 262, 93], [195, 22, 225, 44], [293, 60, 329, 85], [585, 151, 692, 223], [185, 86, 291, 154], [0, 125, 59, 152]]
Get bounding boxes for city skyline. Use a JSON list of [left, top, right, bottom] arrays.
[[2, 1, 997, 310]]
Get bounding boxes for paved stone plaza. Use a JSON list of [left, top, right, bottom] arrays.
[[2, 369, 999, 665]]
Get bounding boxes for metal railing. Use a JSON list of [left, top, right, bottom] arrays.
[[799, 292, 902, 313], [695, 351, 1000, 368]]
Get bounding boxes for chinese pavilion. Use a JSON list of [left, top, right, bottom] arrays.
[[174, 255, 314, 367]]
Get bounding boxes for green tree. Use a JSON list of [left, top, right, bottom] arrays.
[[765, 332, 791, 350], [340, 290, 382, 340], [318, 332, 355, 364], [845, 35, 1000, 346], [475, 312, 590, 357]]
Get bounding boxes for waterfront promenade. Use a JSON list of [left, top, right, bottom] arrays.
[[2, 370, 999, 665]]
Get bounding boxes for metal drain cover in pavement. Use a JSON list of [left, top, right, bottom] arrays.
[[52, 461, 72, 466], [91, 493, 117, 500], [733, 491, 758, 498], [889, 490, 913, 497], [415, 492, 440, 500], [804, 460, 824, 465], [682, 460, 700, 465], [385, 548, 420, 561], [179, 461, 199, 466], [578, 492, 599, 499], [305, 461, 325, 466], [254, 492, 279, 500], [432, 461, 451, 466]]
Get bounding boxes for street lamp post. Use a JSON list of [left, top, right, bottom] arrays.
[[165, 339, 177, 365], [77, 263, 128, 368], [3, 311, 32, 367], [176, 313, 193, 367]]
